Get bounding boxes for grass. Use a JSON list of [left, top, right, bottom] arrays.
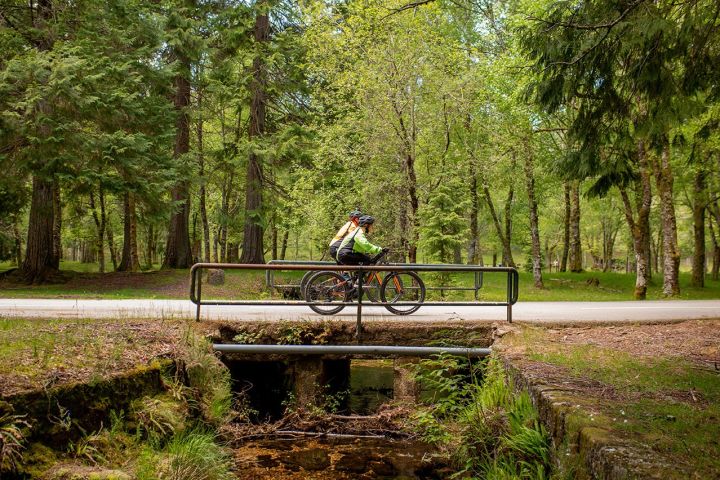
[[515, 328, 720, 477], [2, 259, 719, 301], [0, 317, 184, 396]]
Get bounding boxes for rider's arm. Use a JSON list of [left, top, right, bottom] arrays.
[[353, 230, 382, 255]]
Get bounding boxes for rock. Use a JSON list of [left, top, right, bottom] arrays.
[[586, 277, 600, 287], [336, 450, 375, 472], [282, 448, 331, 471], [369, 459, 397, 476], [207, 269, 225, 285]]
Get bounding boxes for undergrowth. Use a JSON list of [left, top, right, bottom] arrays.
[[413, 355, 551, 479], [5, 327, 236, 479]]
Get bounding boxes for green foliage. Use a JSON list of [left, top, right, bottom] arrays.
[[0, 410, 29, 472], [413, 356, 551, 479], [181, 333, 233, 425], [150, 430, 233, 480], [420, 183, 471, 263], [67, 429, 106, 465], [130, 396, 187, 442], [277, 322, 332, 345]]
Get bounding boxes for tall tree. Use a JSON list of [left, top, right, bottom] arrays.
[[239, 0, 270, 264]]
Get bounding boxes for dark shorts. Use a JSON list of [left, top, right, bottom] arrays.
[[337, 250, 373, 265]]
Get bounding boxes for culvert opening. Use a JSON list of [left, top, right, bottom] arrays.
[[224, 360, 293, 421], [219, 353, 489, 479], [221, 357, 398, 419], [349, 359, 394, 415]]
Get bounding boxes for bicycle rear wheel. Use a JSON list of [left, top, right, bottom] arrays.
[[304, 271, 349, 315], [299, 270, 315, 299], [380, 271, 425, 315]]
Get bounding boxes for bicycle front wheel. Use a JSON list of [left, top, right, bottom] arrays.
[[304, 271, 349, 315], [380, 271, 425, 315]]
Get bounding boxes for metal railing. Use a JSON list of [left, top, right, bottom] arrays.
[[265, 259, 485, 299], [190, 262, 519, 335], [190, 263, 519, 336], [213, 344, 491, 357]]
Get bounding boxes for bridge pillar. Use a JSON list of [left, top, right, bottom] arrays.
[[393, 357, 420, 401], [292, 357, 324, 408], [292, 358, 350, 409]]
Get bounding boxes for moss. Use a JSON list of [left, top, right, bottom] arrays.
[[46, 465, 132, 480], [4, 359, 171, 449], [13, 442, 58, 478]]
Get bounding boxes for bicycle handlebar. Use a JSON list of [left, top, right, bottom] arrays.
[[370, 249, 389, 264]]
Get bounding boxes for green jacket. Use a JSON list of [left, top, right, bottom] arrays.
[[338, 227, 382, 255]]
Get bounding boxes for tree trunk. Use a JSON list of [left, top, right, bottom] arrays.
[[503, 184, 515, 266], [163, 59, 193, 269], [568, 181, 582, 272], [280, 229, 289, 260], [708, 212, 719, 281], [467, 168, 480, 264], [213, 230, 219, 263], [13, 216, 22, 267], [145, 225, 154, 269], [89, 190, 106, 274], [118, 192, 140, 272], [619, 140, 652, 299], [654, 136, 680, 296], [271, 225, 278, 260], [240, 1, 269, 265], [21, 1, 58, 283], [22, 178, 58, 283], [453, 246, 462, 264], [560, 183, 570, 272], [104, 196, 118, 271], [197, 99, 211, 264], [52, 178, 61, 268], [406, 154, 419, 264], [219, 174, 232, 262], [691, 166, 706, 288], [482, 184, 515, 267], [523, 148, 544, 288]]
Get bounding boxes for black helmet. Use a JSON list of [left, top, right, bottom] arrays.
[[349, 209, 362, 219], [358, 215, 375, 227]]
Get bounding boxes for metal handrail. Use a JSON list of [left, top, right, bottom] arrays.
[[190, 263, 519, 335], [213, 344, 491, 357], [265, 259, 484, 299]]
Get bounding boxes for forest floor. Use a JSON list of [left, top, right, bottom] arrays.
[[2, 316, 718, 478], [497, 319, 720, 478], [1, 260, 720, 301]]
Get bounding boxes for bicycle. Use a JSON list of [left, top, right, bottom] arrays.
[[303, 250, 426, 316]]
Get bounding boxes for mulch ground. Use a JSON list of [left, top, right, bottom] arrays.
[[0, 319, 209, 397], [541, 319, 720, 367]]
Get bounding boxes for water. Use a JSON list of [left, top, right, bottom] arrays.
[[349, 360, 394, 414], [233, 437, 450, 479]]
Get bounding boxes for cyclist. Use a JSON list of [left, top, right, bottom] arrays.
[[328, 209, 362, 262], [337, 215, 387, 265]]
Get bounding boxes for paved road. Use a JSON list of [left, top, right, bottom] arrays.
[[1, 298, 719, 324]]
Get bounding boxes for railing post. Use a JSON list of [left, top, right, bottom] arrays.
[[355, 268, 364, 341], [506, 271, 512, 323], [195, 267, 202, 322]]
